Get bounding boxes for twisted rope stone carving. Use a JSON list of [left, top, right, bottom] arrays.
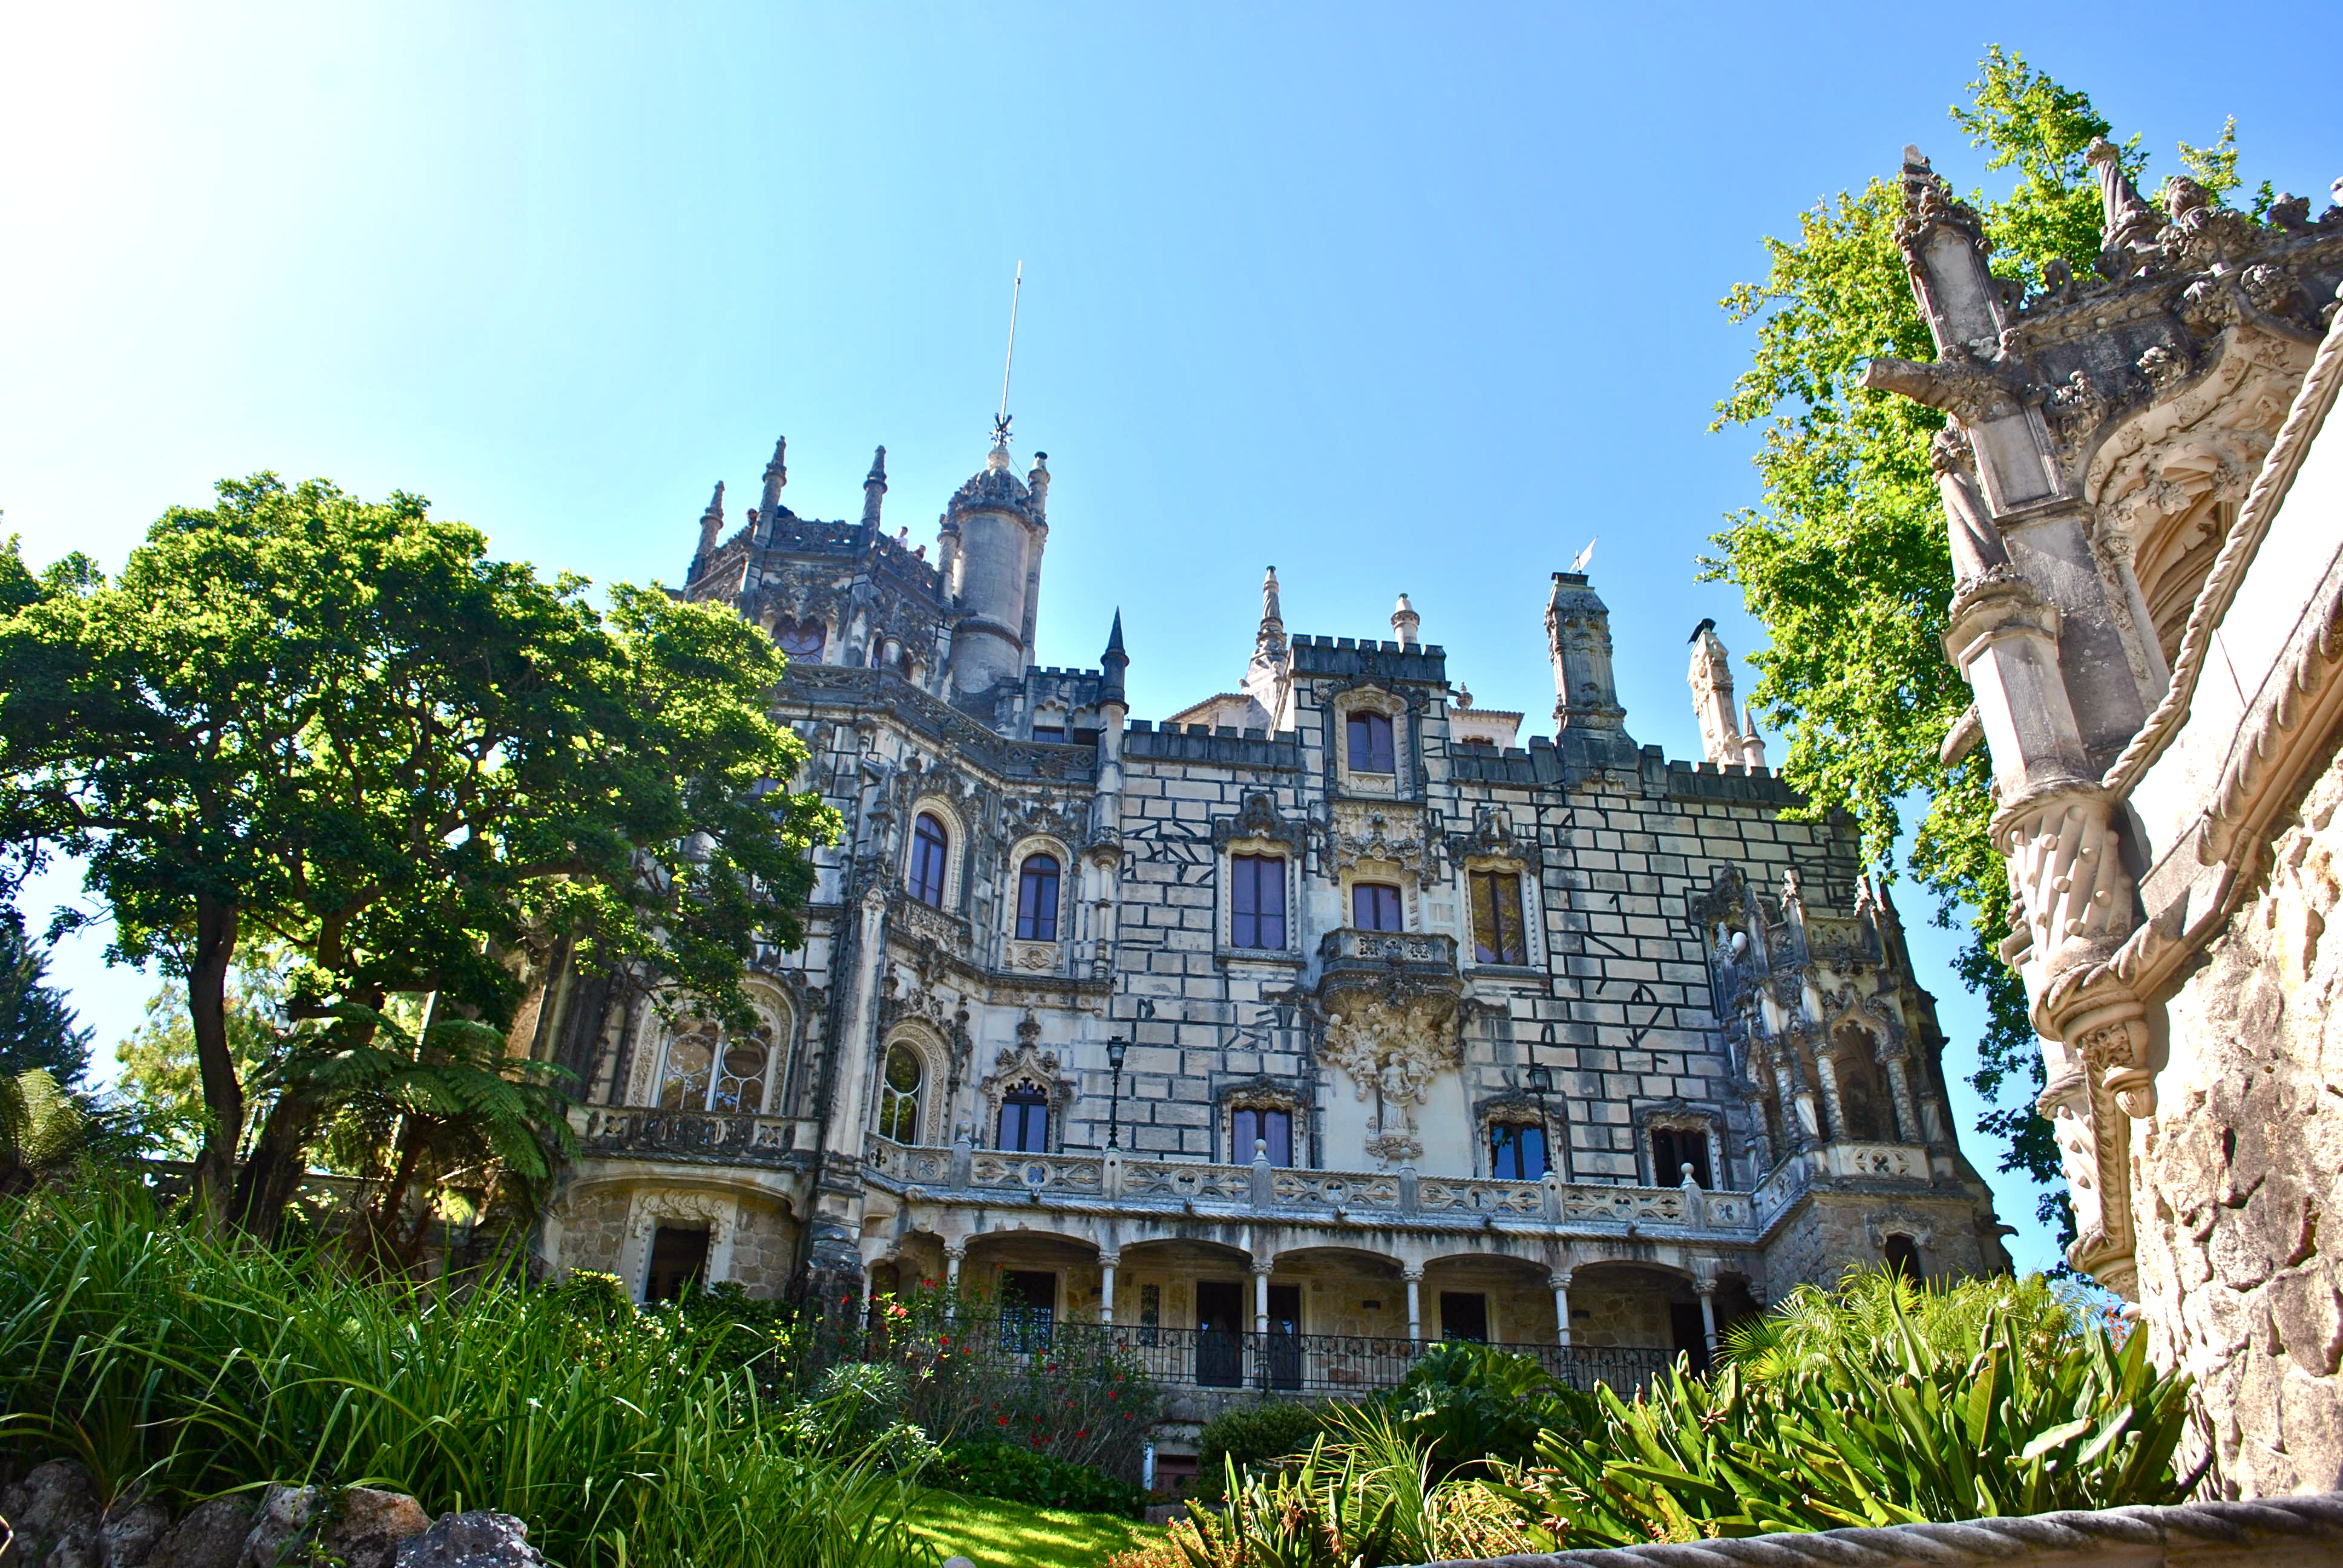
[[1403, 1492, 2343, 1568]]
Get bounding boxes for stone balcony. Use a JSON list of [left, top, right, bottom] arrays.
[[574, 1106, 811, 1167], [1752, 1140, 1940, 1231], [860, 1133, 1757, 1240], [1316, 927, 1461, 983]]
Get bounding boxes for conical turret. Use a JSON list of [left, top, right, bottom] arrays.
[[1099, 609, 1129, 710], [691, 481, 725, 581]]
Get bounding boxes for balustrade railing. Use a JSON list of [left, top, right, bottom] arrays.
[[580, 1107, 797, 1162], [853, 1134, 1761, 1233], [929, 1318, 1670, 1396]]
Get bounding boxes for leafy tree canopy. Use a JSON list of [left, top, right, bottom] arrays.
[[0, 476, 839, 1230], [1705, 49, 2266, 1246]]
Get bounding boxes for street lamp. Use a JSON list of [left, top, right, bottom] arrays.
[[1106, 1036, 1129, 1150], [1524, 1062, 1553, 1175]]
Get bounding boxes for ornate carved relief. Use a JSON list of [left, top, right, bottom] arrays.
[[1329, 799, 1434, 879]]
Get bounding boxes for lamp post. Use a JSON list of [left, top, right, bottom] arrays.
[[1106, 1036, 1129, 1150], [1525, 1061, 1553, 1175]]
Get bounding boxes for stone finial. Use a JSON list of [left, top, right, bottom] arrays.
[[1099, 609, 1129, 708], [2087, 136, 2166, 267], [1260, 566, 1283, 633], [1391, 593, 1420, 651], [1027, 451, 1050, 520], [860, 445, 888, 528], [1687, 622, 1746, 766], [759, 436, 787, 514]]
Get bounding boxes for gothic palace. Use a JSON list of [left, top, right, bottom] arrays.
[[523, 432, 2011, 1459]]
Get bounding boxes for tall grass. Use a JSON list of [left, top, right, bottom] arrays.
[[0, 1184, 931, 1568]]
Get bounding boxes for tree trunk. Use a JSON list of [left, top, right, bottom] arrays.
[[231, 1086, 322, 1243], [186, 897, 242, 1236]]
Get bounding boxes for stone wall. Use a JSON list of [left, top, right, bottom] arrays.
[[2143, 742, 2343, 1497]]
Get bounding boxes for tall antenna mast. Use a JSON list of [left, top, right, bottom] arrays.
[[993, 261, 1022, 447]]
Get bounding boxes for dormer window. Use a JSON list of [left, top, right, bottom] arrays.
[[1346, 710, 1395, 774]]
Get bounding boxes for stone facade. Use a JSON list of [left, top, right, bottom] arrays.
[[1863, 142, 2343, 1495], [520, 422, 2007, 1454]]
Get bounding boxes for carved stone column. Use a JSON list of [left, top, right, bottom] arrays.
[[1550, 1270, 1574, 1349], [1251, 1258, 1274, 1335], [1403, 1264, 1424, 1345], [1695, 1277, 1721, 1360], [1099, 1250, 1120, 1326]]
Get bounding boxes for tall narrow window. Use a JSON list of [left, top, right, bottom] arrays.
[[1231, 855, 1287, 949], [1652, 1126, 1712, 1189], [1015, 854, 1061, 941], [775, 619, 825, 661], [878, 1045, 923, 1142], [657, 1031, 714, 1109], [1470, 870, 1529, 964], [1490, 1120, 1547, 1178], [1352, 881, 1403, 932], [1883, 1233, 1923, 1282], [1232, 1106, 1293, 1166], [908, 812, 948, 907], [1346, 710, 1395, 773], [998, 1086, 1050, 1152], [708, 1036, 769, 1114]]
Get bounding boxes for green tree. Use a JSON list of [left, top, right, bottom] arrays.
[[112, 965, 286, 1161], [0, 476, 838, 1234], [1704, 51, 2256, 1245], [0, 907, 92, 1088]]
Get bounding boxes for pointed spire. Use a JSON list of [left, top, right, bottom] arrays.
[[756, 437, 787, 546], [1260, 566, 1283, 632], [1391, 592, 1420, 651], [1738, 703, 1768, 771], [861, 445, 888, 528], [691, 480, 725, 582], [1099, 609, 1129, 708]]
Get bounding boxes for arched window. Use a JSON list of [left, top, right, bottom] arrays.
[[878, 1045, 923, 1142], [908, 812, 949, 907], [775, 618, 825, 661], [657, 1029, 715, 1109], [1015, 854, 1061, 941], [1883, 1233, 1923, 1283], [1352, 881, 1403, 932], [1469, 869, 1528, 964], [708, 1032, 770, 1113], [1346, 710, 1395, 774], [998, 1086, 1050, 1152], [1489, 1120, 1547, 1179]]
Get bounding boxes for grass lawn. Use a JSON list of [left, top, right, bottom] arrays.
[[906, 1488, 1162, 1568]]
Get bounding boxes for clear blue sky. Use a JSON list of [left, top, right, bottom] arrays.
[[4, 2, 2336, 1271]]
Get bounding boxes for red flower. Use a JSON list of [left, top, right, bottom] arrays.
[[998, 1416, 1009, 1426]]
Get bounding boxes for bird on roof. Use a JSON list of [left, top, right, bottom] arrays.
[[1688, 617, 1717, 644]]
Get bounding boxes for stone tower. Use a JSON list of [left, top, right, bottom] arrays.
[[943, 439, 1050, 697]]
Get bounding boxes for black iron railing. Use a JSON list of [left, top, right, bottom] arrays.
[[955, 1316, 1671, 1396]]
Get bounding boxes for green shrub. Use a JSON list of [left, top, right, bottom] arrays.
[[1374, 1341, 1585, 1476], [1510, 1269, 2204, 1544], [1192, 1398, 1347, 1501], [934, 1440, 1150, 1517], [0, 1183, 926, 1568]]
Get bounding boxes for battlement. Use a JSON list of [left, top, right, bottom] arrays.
[[1287, 634, 1447, 684], [1124, 719, 1305, 769]]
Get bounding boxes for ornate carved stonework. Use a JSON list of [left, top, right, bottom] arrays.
[[1329, 799, 1434, 878]]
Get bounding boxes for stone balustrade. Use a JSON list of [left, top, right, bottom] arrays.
[[576, 1106, 801, 1165], [859, 1132, 1760, 1236]]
